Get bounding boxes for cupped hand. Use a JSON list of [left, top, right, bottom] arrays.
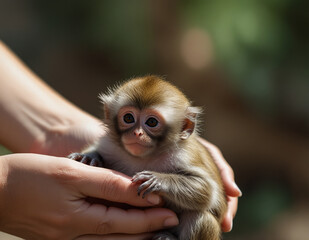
[[198, 138, 241, 232], [0, 154, 178, 240]]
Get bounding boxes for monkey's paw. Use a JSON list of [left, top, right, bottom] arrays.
[[67, 152, 103, 167], [132, 171, 163, 198]]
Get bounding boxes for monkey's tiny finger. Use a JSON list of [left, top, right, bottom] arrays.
[[142, 180, 159, 198], [137, 181, 152, 196], [90, 159, 99, 166], [131, 176, 140, 183], [137, 185, 146, 196], [142, 187, 154, 199], [67, 153, 83, 161], [132, 175, 150, 183], [81, 156, 91, 164], [131, 173, 142, 182], [134, 171, 152, 178]]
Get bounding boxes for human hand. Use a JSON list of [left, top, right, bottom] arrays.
[[0, 154, 178, 240], [30, 114, 105, 157], [198, 137, 241, 232]]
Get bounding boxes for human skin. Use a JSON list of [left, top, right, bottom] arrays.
[[198, 138, 241, 231], [0, 41, 240, 238], [0, 153, 178, 240]]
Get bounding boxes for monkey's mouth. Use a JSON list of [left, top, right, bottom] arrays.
[[124, 143, 153, 157]]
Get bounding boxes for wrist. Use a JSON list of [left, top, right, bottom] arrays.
[[30, 110, 105, 157]]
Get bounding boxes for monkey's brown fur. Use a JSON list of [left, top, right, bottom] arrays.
[[69, 76, 227, 240]]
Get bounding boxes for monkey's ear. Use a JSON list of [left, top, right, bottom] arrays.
[[180, 107, 202, 140]]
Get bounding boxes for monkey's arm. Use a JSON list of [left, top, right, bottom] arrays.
[[132, 170, 216, 211]]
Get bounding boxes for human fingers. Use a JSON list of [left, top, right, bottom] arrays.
[[221, 196, 238, 232], [219, 164, 242, 197], [76, 233, 153, 240], [197, 138, 241, 231], [75, 163, 163, 207], [75, 204, 178, 235], [198, 137, 242, 197]]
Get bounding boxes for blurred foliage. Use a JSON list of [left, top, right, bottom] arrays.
[[27, 0, 309, 129], [33, 0, 153, 75], [0, 145, 11, 155], [182, 0, 309, 121], [233, 181, 291, 234]]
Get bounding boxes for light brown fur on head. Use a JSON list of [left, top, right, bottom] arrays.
[[119, 76, 189, 108], [100, 75, 202, 145], [101, 76, 190, 115]]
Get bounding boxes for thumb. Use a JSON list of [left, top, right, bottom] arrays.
[[76, 164, 162, 207]]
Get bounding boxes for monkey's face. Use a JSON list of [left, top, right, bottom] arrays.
[[117, 106, 165, 157]]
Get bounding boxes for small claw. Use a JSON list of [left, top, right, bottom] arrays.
[[131, 176, 139, 183], [142, 188, 150, 198], [137, 178, 153, 196], [137, 183, 146, 196], [142, 180, 159, 198]]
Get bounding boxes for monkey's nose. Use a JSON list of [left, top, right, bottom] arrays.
[[134, 129, 143, 136]]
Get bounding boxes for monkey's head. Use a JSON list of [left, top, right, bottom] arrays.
[[100, 76, 201, 158]]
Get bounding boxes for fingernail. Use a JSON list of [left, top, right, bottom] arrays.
[[163, 217, 179, 227], [146, 194, 161, 205], [233, 182, 242, 197]]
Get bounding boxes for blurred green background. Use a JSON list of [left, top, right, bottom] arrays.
[[1, 0, 309, 239]]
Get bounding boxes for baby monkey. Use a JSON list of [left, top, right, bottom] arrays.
[[69, 76, 227, 240]]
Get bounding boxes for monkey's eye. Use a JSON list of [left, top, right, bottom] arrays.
[[123, 113, 135, 124], [145, 117, 159, 127]]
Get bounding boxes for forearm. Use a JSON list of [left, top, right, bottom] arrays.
[[0, 41, 102, 155]]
